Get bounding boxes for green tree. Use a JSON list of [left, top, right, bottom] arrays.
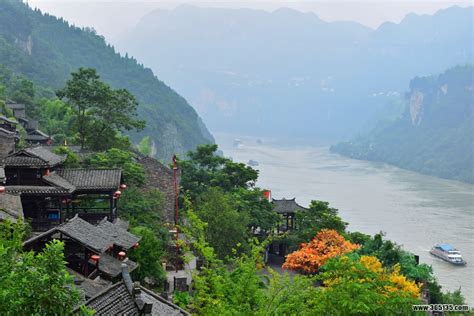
[[87, 148, 145, 187], [178, 144, 258, 200], [0, 220, 89, 315], [54, 146, 80, 168], [194, 187, 251, 260], [137, 135, 152, 156], [38, 98, 75, 144], [129, 226, 166, 287], [57, 68, 144, 150], [289, 200, 347, 248], [120, 188, 165, 229], [179, 144, 278, 239]]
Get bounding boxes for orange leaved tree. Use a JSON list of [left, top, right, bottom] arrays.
[[282, 229, 359, 274]]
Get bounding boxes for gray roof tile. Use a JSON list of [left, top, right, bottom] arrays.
[[97, 219, 140, 249], [0, 193, 23, 222], [272, 198, 308, 214], [57, 169, 122, 191], [5, 147, 65, 167]]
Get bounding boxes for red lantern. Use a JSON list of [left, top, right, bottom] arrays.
[[118, 251, 126, 260], [120, 184, 127, 191], [91, 255, 100, 262], [0, 186, 5, 194], [114, 190, 122, 198]]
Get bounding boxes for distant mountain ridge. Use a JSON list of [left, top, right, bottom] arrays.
[[117, 5, 473, 140], [0, 0, 214, 160], [331, 65, 474, 183]]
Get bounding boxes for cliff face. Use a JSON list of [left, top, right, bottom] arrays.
[[331, 65, 474, 183], [0, 0, 214, 160]]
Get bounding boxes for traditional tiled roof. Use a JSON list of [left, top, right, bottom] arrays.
[[0, 127, 16, 137], [58, 216, 115, 252], [6, 185, 71, 196], [80, 264, 189, 315], [272, 198, 308, 214], [97, 218, 140, 249], [67, 268, 112, 300], [25, 130, 51, 142], [0, 115, 18, 124], [57, 169, 122, 191], [42, 172, 76, 193], [24, 215, 115, 253], [94, 253, 137, 278], [5, 147, 65, 168], [0, 193, 23, 222]]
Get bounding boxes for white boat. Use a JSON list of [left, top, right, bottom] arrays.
[[430, 244, 466, 266]]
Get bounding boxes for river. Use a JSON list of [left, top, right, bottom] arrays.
[[216, 133, 474, 305]]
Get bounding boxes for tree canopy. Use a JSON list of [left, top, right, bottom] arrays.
[[57, 67, 144, 150]]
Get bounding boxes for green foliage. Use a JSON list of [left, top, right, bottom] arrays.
[[173, 291, 191, 309], [332, 65, 474, 183], [120, 187, 165, 229], [129, 226, 166, 286], [288, 200, 347, 248], [231, 188, 280, 233], [427, 282, 466, 305], [178, 144, 258, 200], [37, 98, 75, 144], [57, 67, 144, 150], [137, 135, 152, 156], [53, 146, 80, 168], [317, 255, 421, 315], [179, 144, 278, 250], [88, 148, 145, 187], [358, 232, 402, 267], [194, 187, 251, 260], [0, 220, 90, 315]]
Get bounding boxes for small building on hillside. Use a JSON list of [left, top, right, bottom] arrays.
[[3, 147, 124, 231], [269, 198, 309, 257], [78, 263, 189, 315], [24, 215, 140, 298], [5, 101, 26, 120], [272, 198, 308, 233]]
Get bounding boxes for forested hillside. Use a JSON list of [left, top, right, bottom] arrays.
[[0, 0, 213, 159], [331, 65, 474, 183]]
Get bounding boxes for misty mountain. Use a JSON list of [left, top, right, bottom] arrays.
[[0, 0, 213, 159], [331, 65, 474, 183], [117, 5, 473, 140]]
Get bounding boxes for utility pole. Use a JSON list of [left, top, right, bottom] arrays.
[[172, 155, 179, 272]]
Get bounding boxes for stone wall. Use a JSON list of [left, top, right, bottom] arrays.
[[0, 132, 15, 160], [137, 156, 179, 224]]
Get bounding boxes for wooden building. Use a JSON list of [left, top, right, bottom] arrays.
[[272, 198, 308, 233], [3, 147, 123, 231], [270, 198, 308, 257], [24, 215, 140, 298]]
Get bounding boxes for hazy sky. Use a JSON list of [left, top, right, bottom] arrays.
[[27, 0, 472, 42]]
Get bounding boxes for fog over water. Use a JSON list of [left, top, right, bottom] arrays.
[[216, 133, 474, 305]]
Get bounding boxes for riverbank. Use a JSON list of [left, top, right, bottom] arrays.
[[216, 133, 474, 305]]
